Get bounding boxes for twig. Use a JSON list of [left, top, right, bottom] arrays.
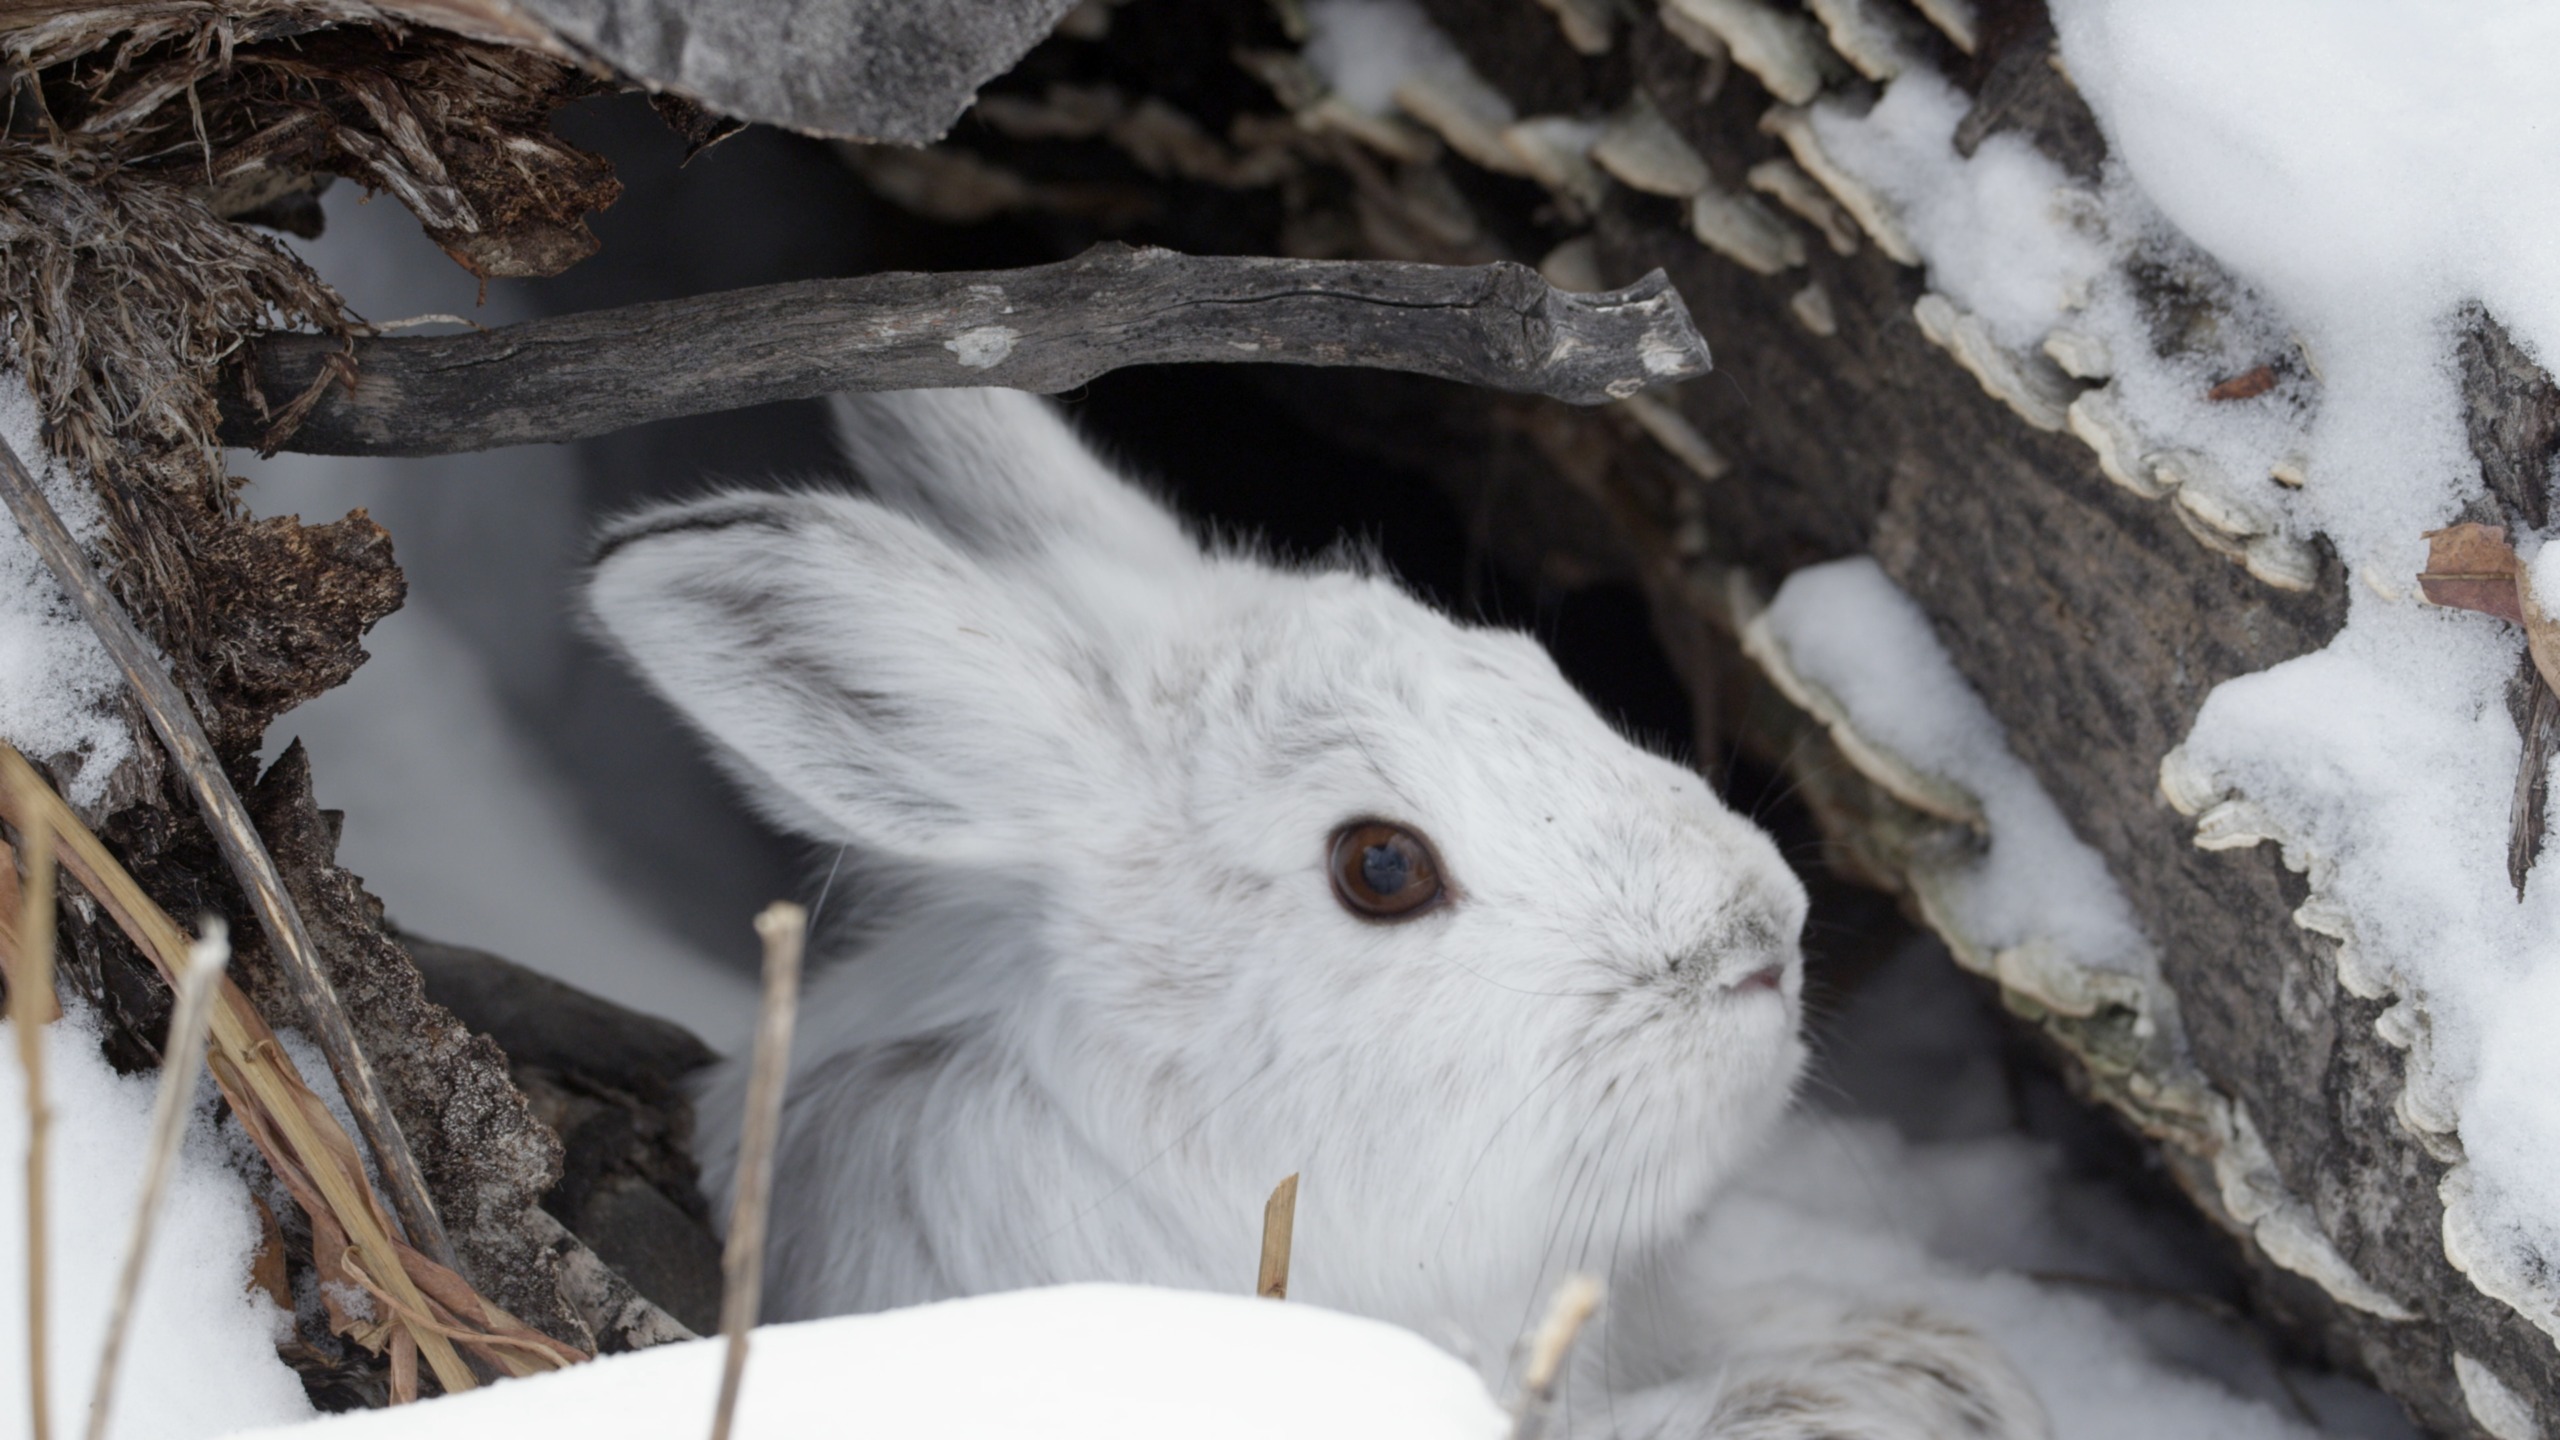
[[2509, 655, 2557, 898], [1256, 1174, 1299, 1299], [9, 760, 58, 1440], [0, 435, 459, 1277], [711, 902, 807, 1440], [85, 921, 229, 1440], [1507, 1274, 1603, 1440], [216, 243, 1715, 458]]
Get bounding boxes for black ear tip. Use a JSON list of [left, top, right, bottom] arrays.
[[590, 496, 798, 568]]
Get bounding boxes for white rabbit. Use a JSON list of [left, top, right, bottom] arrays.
[[585, 388, 2050, 1439]]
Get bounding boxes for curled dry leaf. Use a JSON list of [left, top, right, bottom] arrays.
[[2206, 364, 2279, 401], [2419, 521, 2560, 694], [2419, 521, 2527, 624]]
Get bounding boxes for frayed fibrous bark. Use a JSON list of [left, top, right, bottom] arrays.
[[1, 6, 615, 767], [0, 170, 363, 740]]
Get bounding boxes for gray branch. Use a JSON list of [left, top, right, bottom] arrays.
[[220, 243, 1713, 458]]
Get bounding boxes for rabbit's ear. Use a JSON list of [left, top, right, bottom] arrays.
[[828, 388, 1199, 570], [586, 490, 1114, 864]]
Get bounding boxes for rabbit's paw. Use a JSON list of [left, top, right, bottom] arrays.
[[1628, 1301, 2050, 1440]]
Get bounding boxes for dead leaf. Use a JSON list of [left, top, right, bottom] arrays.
[[2208, 364, 2278, 401], [2418, 522, 2560, 695], [249, 1195, 293, 1311], [2419, 522, 2526, 624]]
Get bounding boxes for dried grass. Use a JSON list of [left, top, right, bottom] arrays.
[[1507, 1274, 1602, 1440], [1256, 1173, 1298, 1300], [710, 902, 807, 1440], [7, 760, 61, 1440], [85, 918, 230, 1440], [0, 743, 588, 1399]]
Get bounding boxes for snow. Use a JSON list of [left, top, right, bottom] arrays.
[[1302, 0, 1466, 116], [218, 1285, 1509, 1440], [1710, 940, 2412, 1440], [1760, 558, 2156, 984], [2, 1010, 315, 1440], [1807, 72, 2105, 350], [2534, 539, 2560, 613], [0, 372, 135, 807], [2053, 3, 2560, 405]]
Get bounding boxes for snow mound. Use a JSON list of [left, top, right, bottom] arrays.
[[0, 372, 135, 807], [4, 1012, 314, 1440], [1302, 0, 1468, 116], [1808, 72, 2105, 350], [1757, 558, 2158, 992], [222, 1285, 1506, 1440], [1703, 1122, 2329, 1440]]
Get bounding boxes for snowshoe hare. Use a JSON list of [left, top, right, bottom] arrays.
[[586, 388, 2049, 1439]]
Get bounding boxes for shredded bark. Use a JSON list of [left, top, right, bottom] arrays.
[[1, 4, 614, 763]]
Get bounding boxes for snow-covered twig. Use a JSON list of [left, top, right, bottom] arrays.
[[84, 921, 230, 1440], [218, 244, 1715, 458], [710, 902, 807, 1440], [1506, 1274, 1602, 1440], [0, 433, 459, 1278], [8, 761, 59, 1440]]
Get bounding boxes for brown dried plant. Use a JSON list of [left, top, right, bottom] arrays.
[[0, 743, 589, 1400]]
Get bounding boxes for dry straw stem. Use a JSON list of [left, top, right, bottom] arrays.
[[1507, 1273, 1603, 1440], [0, 430, 458, 1279], [0, 815, 59, 1026], [1257, 1173, 1299, 1300], [0, 743, 587, 1400], [85, 921, 231, 1440], [10, 761, 61, 1440], [711, 902, 808, 1440]]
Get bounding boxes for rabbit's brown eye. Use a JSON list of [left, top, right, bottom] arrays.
[[1329, 820, 1447, 921]]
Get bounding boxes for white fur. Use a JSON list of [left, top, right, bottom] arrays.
[[585, 388, 2049, 1438]]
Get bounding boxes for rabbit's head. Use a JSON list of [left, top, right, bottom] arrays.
[[587, 389, 1806, 1327]]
